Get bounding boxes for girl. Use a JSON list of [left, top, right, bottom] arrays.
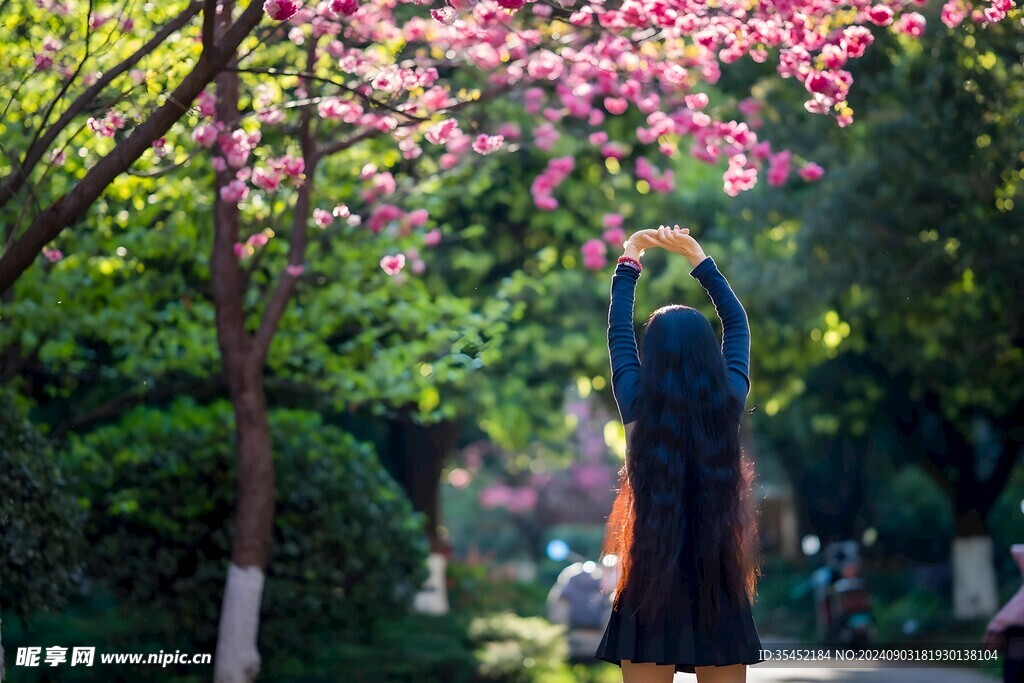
[[594, 225, 764, 683]]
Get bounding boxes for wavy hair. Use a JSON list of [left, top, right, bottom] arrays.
[[600, 304, 761, 631]]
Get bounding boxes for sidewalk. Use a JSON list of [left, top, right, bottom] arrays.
[[672, 636, 1000, 683], [727, 666, 997, 683]]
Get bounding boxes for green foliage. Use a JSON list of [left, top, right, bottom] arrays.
[[469, 612, 569, 683], [447, 561, 549, 618], [872, 467, 954, 562], [63, 397, 429, 649], [0, 388, 86, 620]]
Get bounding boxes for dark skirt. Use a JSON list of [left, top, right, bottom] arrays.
[[594, 571, 764, 674]]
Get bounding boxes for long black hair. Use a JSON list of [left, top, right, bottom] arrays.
[[601, 304, 760, 631]]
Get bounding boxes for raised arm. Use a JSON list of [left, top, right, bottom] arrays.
[[608, 261, 642, 425], [690, 255, 751, 401]]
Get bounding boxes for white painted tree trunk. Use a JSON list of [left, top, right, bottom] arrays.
[[952, 535, 998, 619], [412, 552, 450, 615], [213, 563, 265, 683]]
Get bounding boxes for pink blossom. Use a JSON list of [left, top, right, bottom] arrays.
[[866, 4, 894, 25], [286, 264, 305, 277], [842, 26, 874, 59], [583, 253, 606, 270], [248, 232, 270, 248], [497, 122, 521, 139], [313, 208, 334, 228], [603, 213, 624, 230], [318, 97, 362, 122], [151, 138, 169, 157], [685, 93, 710, 110], [192, 123, 218, 148], [196, 90, 216, 118], [472, 134, 504, 155], [941, 0, 968, 25], [329, 0, 358, 15], [380, 253, 406, 275], [217, 129, 253, 168], [252, 166, 282, 191], [603, 226, 626, 245], [604, 97, 628, 115], [581, 238, 606, 258], [439, 153, 459, 170], [43, 248, 63, 263], [534, 123, 560, 151], [480, 484, 513, 508], [896, 12, 926, 36], [799, 162, 825, 182], [425, 119, 459, 145], [272, 154, 305, 178], [234, 243, 250, 260], [430, 7, 457, 24], [601, 142, 627, 159], [407, 208, 429, 227], [332, 204, 350, 218], [219, 179, 249, 203], [367, 203, 405, 233], [738, 98, 762, 117], [49, 149, 66, 166], [767, 150, 791, 186], [723, 156, 757, 196], [211, 157, 227, 172], [423, 228, 442, 246], [524, 87, 545, 114], [264, 0, 301, 21], [87, 111, 126, 138]]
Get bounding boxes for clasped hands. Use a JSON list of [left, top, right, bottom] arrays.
[[624, 224, 707, 268]]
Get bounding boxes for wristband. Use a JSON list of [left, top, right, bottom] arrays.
[[617, 255, 642, 272]]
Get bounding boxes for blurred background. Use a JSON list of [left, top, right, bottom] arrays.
[[2, 5, 1023, 682]]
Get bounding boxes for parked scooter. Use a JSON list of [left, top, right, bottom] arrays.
[[810, 539, 875, 646]]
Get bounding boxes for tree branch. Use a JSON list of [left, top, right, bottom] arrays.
[[225, 64, 430, 122], [0, 0, 263, 296], [0, 2, 203, 212], [252, 39, 319, 364]]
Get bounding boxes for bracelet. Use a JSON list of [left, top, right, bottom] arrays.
[[617, 255, 642, 272]]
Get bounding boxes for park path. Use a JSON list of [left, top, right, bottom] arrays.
[[725, 665, 997, 683], [671, 635, 1000, 683]]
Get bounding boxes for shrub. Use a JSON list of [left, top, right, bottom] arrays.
[[0, 389, 86, 620], [469, 612, 569, 683], [64, 397, 430, 651]]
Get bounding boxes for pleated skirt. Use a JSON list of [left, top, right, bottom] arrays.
[[594, 570, 764, 674]]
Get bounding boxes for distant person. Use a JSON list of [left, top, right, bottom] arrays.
[[595, 226, 763, 683], [985, 544, 1024, 683]]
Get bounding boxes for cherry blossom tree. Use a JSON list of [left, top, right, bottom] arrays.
[[2, 0, 1017, 680], [3, 0, 1015, 292]]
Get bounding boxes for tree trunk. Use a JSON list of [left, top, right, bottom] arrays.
[[952, 536, 999, 619], [209, 36, 276, 681], [214, 368, 276, 681], [386, 414, 460, 553], [385, 413, 460, 616]]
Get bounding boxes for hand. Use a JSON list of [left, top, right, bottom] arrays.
[[654, 224, 707, 267], [622, 228, 663, 252]]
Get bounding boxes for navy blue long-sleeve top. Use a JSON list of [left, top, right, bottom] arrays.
[[607, 256, 751, 425]]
